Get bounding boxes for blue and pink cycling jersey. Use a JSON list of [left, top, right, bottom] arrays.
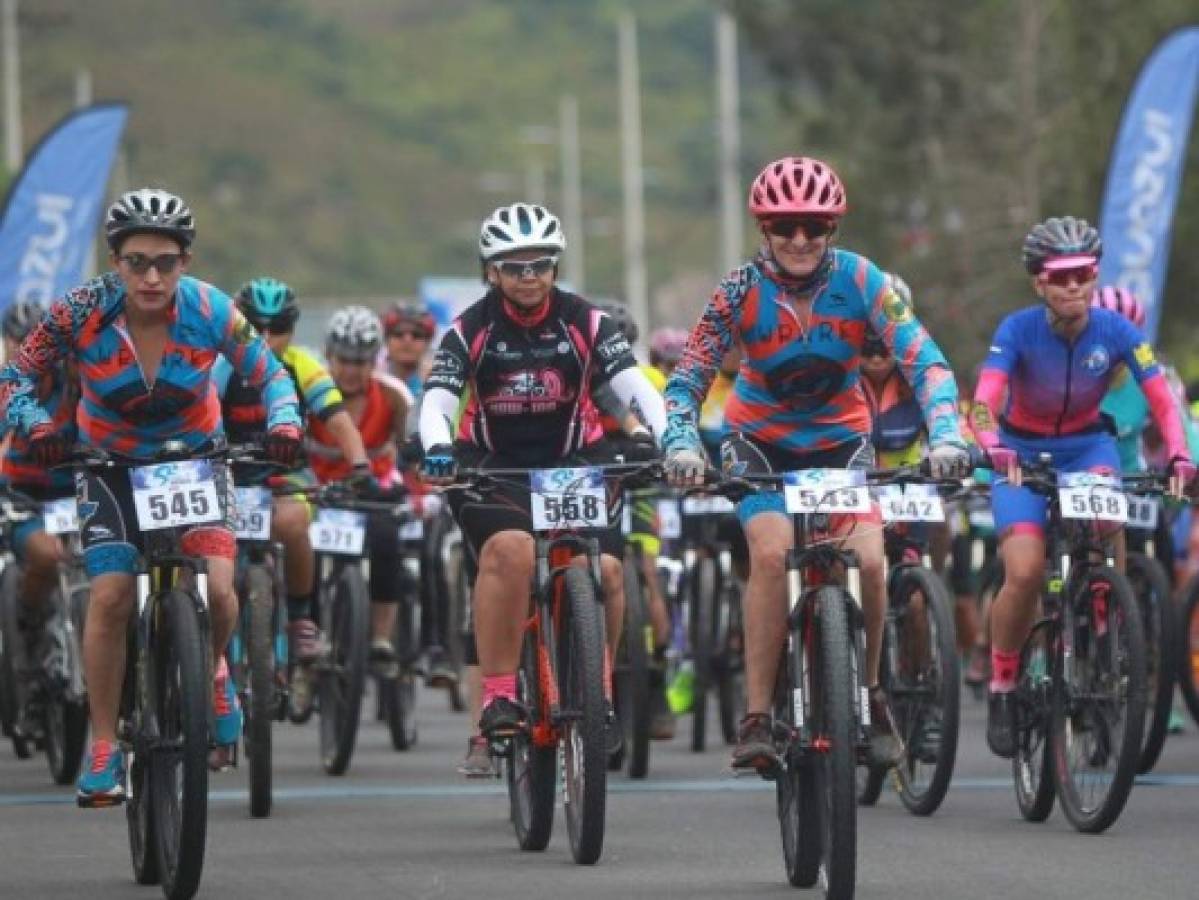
[[663, 247, 961, 457], [973, 305, 1190, 536], [0, 273, 300, 458]]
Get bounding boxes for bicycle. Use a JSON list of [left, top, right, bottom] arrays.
[[225, 472, 291, 817], [698, 466, 881, 899], [70, 440, 258, 900], [450, 460, 658, 865], [1006, 459, 1154, 833], [1121, 490, 1179, 774], [856, 467, 961, 816], [0, 488, 90, 782]]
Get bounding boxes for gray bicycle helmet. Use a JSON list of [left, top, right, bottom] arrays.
[[326, 305, 383, 361], [105, 188, 196, 251], [1021, 216, 1101, 274]]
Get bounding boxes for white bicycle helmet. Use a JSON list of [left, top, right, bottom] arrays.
[[478, 203, 566, 261], [326, 305, 383, 361], [105, 188, 195, 250]]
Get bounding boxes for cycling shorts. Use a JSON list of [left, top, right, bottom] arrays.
[[719, 432, 878, 529], [990, 430, 1120, 539], [10, 484, 74, 561], [76, 464, 236, 577]]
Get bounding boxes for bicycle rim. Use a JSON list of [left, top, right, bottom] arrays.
[[1013, 620, 1055, 822], [1051, 566, 1146, 833], [690, 555, 717, 752], [245, 565, 276, 817]]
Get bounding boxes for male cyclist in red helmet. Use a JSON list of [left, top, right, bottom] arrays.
[[662, 156, 968, 773]]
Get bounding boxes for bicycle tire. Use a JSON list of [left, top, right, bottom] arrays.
[[44, 583, 90, 784], [127, 745, 160, 884], [855, 763, 886, 806], [1126, 552, 1176, 774], [508, 618, 555, 851], [149, 588, 210, 900], [1051, 565, 1146, 833], [890, 566, 960, 817], [319, 564, 369, 776], [717, 583, 745, 746], [445, 539, 470, 712], [1012, 618, 1056, 822], [690, 554, 717, 753], [1181, 574, 1199, 727], [383, 672, 419, 751], [244, 564, 276, 818], [0, 564, 30, 757], [619, 546, 652, 778], [966, 557, 1004, 700]]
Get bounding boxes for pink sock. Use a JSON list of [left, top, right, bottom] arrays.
[[989, 649, 1020, 693], [482, 674, 517, 706]]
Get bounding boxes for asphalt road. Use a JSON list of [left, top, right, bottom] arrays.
[[3, 684, 1198, 899]]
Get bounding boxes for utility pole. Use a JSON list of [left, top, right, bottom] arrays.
[[618, 10, 649, 334], [559, 94, 585, 292], [75, 67, 92, 108], [715, 9, 742, 274], [3, 0, 20, 172]]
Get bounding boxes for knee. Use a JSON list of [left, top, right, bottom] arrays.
[[88, 582, 134, 623], [479, 531, 534, 578], [26, 533, 63, 575], [600, 556, 623, 594], [749, 541, 789, 580], [1002, 555, 1042, 594]]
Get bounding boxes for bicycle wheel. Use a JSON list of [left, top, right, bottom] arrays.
[[384, 589, 420, 751], [690, 554, 717, 752], [717, 583, 745, 746], [889, 566, 960, 816], [319, 564, 369, 776], [126, 744, 160, 885], [149, 588, 210, 900], [561, 566, 608, 865], [45, 583, 90, 785], [1051, 565, 1146, 833], [1182, 575, 1199, 727], [1012, 619, 1056, 822], [244, 565, 276, 818], [618, 546, 652, 778], [779, 586, 857, 896], [0, 563, 30, 757], [1126, 552, 1176, 774], [507, 618, 555, 851]]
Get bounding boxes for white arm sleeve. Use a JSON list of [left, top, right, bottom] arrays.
[[418, 386, 460, 450], [608, 366, 666, 442]]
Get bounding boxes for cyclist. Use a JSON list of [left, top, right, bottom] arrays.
[[0, 301, 79, 699], [214, 277, 372, 712], [649, 327, 688, 381], [662, 156, 969, 773], [971, 216, 1196, 758], [0, 188, 302, 804], [308, 306, 414, 680], [419, 202, 665, 749], [381, 299, 436, 402]]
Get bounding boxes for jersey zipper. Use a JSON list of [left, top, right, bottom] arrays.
[[1054, 341, 1074, 436]]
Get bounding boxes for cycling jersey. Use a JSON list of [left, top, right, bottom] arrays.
[[424, 287, 639, 465], [0, 365, 77, 494], [215, 344, 344, 443], [663, 248, 961, 457], [862, 370, 926, 468], [698, 371, 735, 459], [307, 371, 407, 483], [0, 273, 300, 456]]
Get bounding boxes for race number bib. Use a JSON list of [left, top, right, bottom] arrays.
[[783, 469, 871, 515], [42, 498, 78, 535], [131, 460, 223, 531], [309, 509, 367, 555], [657, 498, 682, 540], [530, 467, 608, 531], [1058, 472, 1127, 523], [876, 483, 945, 523], [1125, 494, 1158, 530], [233, 487, 273, 541], [680, 495, 736, 516]]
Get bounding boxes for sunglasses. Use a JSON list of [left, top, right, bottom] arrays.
[[493, 256, 558, 279], [1042, 264, 1098, 288], [118, 251, 186, 276], [764, 217, 837, 242]]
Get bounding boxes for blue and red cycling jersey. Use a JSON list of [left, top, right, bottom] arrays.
[[0, 273, 300, 458], [663, 248, 961, 456], [0, 365, 77, 495], [973, 305, 1189, 463]]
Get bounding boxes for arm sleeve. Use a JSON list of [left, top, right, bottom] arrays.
[[866, 263, 963, 447], [215, 300, 300, 430], [592, 380, 628, 421], [971, 368, 1009, 453], [1115, 321, 1189, 462], [662, 277, 740, 453], [294, 350, 345, 421], [0, 295, 74, 436], [590, 313, 638, 385], [420, 326, 471, 450], [419, 387, 460, 450], [608, 366, 667, 441]]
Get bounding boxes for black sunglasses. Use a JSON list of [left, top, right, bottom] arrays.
[[493, 255, 558, 279], [118, 252, 186, 276], [764, 217, 837, 242]]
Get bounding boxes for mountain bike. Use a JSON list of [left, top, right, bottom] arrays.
[[453, 460, 658, 865], [1008, 461, 1153, 833]]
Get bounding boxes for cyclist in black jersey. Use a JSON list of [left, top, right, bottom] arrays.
[[419, 202, 666, 745]]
